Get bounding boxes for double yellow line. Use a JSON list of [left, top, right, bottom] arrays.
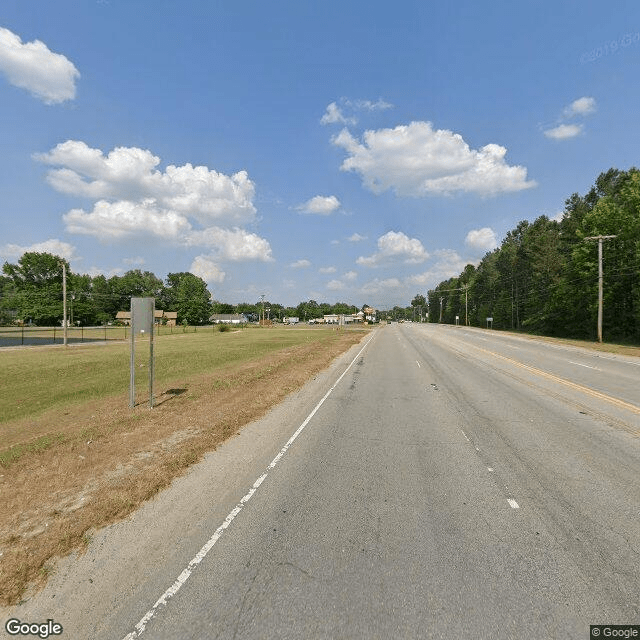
[[472, 344, 640, 417]]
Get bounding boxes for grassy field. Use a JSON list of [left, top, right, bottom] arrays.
[[0, 325, 370, 605], [0, 327, 322, 425]]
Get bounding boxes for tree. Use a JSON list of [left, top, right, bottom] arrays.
[[163, 272, 212, 325], [2, 252, 69, 325]]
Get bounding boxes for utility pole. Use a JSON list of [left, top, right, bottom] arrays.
[[584, 235, 617, 343], [260, 294, 265, 324], [62, 262, 68, 346], [439, 296, 444, 323], [464, 284, 468, 326]]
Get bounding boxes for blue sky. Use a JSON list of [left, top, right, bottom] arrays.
[[1, 0, 639, 308]]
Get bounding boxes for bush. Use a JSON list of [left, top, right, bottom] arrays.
[[218, 323, 231, 332]]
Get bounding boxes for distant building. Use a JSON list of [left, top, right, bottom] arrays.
[[115, 309, 178, 326], [210, 313, 248, 324]]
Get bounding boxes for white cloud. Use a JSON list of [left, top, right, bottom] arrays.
[[0, 27, 79, 104], [84, 266, 124, 278], [347, 233, 367, 242], [184, 227, 273, 262], [550, 211, 564, 222], [0, 238, 78, 262], [295, 195, 341, 215], [290, 259, 311, 269], [346, 98, 393, 112], [36, 140, 257, 226], [343, 270, 358, 281], [465, 227, 498, 253], [319, 266, 336, 274], [64, 199, 192, 240], [123, 256, 146, 266], [360, 277, 402, 296], [326, 279, 346, 291], [190, 256, 226, 283], [320, 98, 393, 126], [544, 123, 583, 140], [357, 230, 429, 267], [564, 96, 596, 117], [405, 250, 472, 288], [320, 102, 356, 126], [35, 140, 272, 264], [333, 121, 535, 197]]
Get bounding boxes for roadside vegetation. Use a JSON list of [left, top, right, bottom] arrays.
[[424, 167, 640, 344], [0, 326, 370, 606]]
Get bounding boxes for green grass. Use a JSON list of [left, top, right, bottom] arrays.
[[0, 328, 349, 423]]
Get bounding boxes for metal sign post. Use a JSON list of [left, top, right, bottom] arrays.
[[130, 297, 155, 409]]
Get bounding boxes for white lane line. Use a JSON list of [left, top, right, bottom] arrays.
[[507, 499, 520, 509], [461, 429, 470, 442], [122, 336, 374, 640], [416, 360, 421, 368], [568, 360, 600, 371], [487, 467, 494, 472]]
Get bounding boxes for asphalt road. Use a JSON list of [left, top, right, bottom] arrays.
[[5, 324, 640, 639]]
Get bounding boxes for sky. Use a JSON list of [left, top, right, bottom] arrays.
[[1, 0, 639, 309]]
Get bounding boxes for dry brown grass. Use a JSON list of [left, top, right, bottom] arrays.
[[0, 328, 369, 606]]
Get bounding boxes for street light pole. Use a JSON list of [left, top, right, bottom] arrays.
[[62, 262, 67, 346], [584, 235, 617, 343]]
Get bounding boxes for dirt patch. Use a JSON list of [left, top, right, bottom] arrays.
[[0, 329, 370, 605]]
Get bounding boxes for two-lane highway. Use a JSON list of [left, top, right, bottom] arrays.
[[6, 324, 640, 639]]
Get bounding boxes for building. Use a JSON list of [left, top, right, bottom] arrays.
[[115, 310, 178, 326], [210, 313, 248, 324]]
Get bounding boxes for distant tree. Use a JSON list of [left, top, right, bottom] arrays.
[[2, 252, 68, 325], [163, 272, 212, 324]]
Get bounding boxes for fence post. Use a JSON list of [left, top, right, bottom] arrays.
[[21, 324, 24, 345], [53, 326, 56, 344]]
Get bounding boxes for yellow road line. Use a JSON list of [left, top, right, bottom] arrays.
[[471, 344, 640, 416]]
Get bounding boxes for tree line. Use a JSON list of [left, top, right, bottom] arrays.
[[0, 253, 370, 326], [423, 167, 640, 343]]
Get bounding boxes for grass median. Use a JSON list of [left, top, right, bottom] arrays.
[[0, 326, 371, 606]]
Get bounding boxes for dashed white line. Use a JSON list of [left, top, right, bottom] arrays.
[[568, 360, 600, 371], [122, 335, 373, 639], [416, 360, 421, 368], [461, 429, 470, 442], [507, 499, 520, 509]]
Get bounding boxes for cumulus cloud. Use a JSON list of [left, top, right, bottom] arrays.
[[333, 122, 535, 196], [35, 140, 272, 263], [36, 140, 257, 226], [289, 259, 311, 269], [319, 266, 337, 274], [357, 231, 429, 267], [0, 27, 79, 104], [295, 195, 341, 215], [343, 270, 358, 281], [405, 250, 472, 288], [564, 96, 596, 117], [190, 256, 226, 283], [0, 238, 78, 261], [544, 123, 582, 140], [184, 227, 273, 262], [465, 227, 498, 253], [347, 233, 367, 242], [64, 199, 192, 240]]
